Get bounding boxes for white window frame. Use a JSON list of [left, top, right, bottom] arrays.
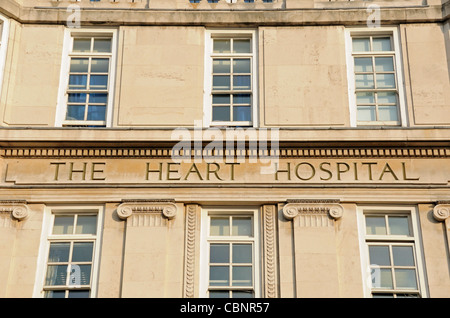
[[345, 27, 408, 127], [33, 205, 104, 298], [199, 206, 261, 298], [0, 14, 10, 102], [357, 206, 428, 298], [55, 28, 118, 127], [203, 29, 258, 128]]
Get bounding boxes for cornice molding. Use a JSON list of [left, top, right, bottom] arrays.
[[433, 201, 450, 222], [0, 200, 29, 220], [117, 199, 177, 220], [283, 199, 344, 220]]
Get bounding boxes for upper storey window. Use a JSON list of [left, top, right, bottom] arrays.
[[345, 28, 407, 127], [56, 29, 117, 127]]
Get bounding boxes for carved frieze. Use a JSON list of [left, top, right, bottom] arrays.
[[117, 199, 178, 221], [433, 201, 450, 222], [283, 199, 344, 221], [0, 200, 29, 221]]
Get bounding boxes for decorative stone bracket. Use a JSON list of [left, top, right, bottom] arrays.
[[0, 200, 29, 220], [433, 201, 450, 222], [117, 199, 178, 220], [282, 199, 344, 221]]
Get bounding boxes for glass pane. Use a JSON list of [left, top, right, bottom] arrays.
[[45, 290, 66, 298], [70, 58, 89, 73], [357, 106, 376, 122], [233, 59, 251, 73], [53, 216, 74, 234], [395, 269, 417, 289], [233, 94, 251, 105], [72, 242, 94, 262], [91, 58, 110, 73], [212, 95, 230, 105], [352, 38, 370, 52], [45, 265, 67, 286], [233, 39, 251, 53], [356, 92, 375, 105], [375, 57, 394, 72], [213, 59, 231, 73], [209, 291, 229, 298], [376, 74, 396, 88], [366, 216, 386, 235], [355, 74, 374, 89], [233, 75, 251, 90], [210, 266, 229, 286], [66, 105, 85, 121], [210, 217, 229, 236], [372, 293, 394, 298], [76, 215, 97, 234], [213, 39, 231, 53], [68, 290, 90, 298], [210, 243, 230, 263], [233, 244, 252, 263], [87, 105, 106, 121], [93, 38, 112, 53], [389, 216, 411, 236], [233, 106, 252, 122], [369, 245, 391, 266], [232, 266, 252, 286], [48, 242, 70, 263], [68, 75, 87, 90], [68, 93, 87, 103], [69, 264, 91, 285], [213, 75, 231, 90], [73, 38, 91, 52], [212, 106, 230, 121], [89, 75, 108, 90], [372, 37, 392, 51], [232, 217, 252, 236], [378, 106, 398, 122], [393, 246, 415, 266], [354, 57, 373, 72], [89, 93, 108, 104], [233, 291, 254, 298], [379, 268, 393, 289], [377, 92, 397, 104]]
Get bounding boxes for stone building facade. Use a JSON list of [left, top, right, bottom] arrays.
[[0, 0, 449, 298]]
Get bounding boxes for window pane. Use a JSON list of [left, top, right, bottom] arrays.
[[45, 265, 67, 286], [45, 290, 66, 298], [70, 58, 89, 73], [210, 266, 229, 286], [69, 264, 91, 285], [233, 39, 251, 53], [375, 57, 394, 72], [66, 105, 85, 121], [232, 217, 252, 236], [354, 57, 373, 72], [233, 291, 254, 298], [355, 74, 374, 89], [209, 291, 229, 298], [378, 106, 398, 122], [212, 106, 231, 121], [356, 92, 375, 105], [379, 268, 393, 289], [48, 242, 70, 263], [89, 93, 108, 104], [352, 38, 370, 52], [233, 94, 251, 105], [212, 95, 230, 105], [366, 216, 386, 235], [69, 75, 87, 90], [210, 217, 229, 236], [213, 59, 231, 73], [73, 38, 91, 52], [369, 245, 391, 266], [89, 75, 108, 90], [76, 215, 97, 234], [393, 246, 415, 266], [210, 244, 230, 263], [68, 93, 87, 103], [213, 39, 231, 53], [377, 92, 397, 104], [87, 105, 106, 121], [68, 290, 90, 298], [376, 74, 396, 88], [233, 106, 252, 122], [213, 75, 231, 90], [233, 59, 251, 73], [53, 216, 74, 234], [357, 106, 376, 122], [72, 242, 94, 262], [372, 293, 394, 298], [395, 269, 417, 289], [93, 38, 112, 53], [232, 266, 252, 286], [233, 244, 252, 263], [233, 75, 251, 90], [372, 37, 392, 51], [91, 58, 109, 73], [389, 216, 411, 235]]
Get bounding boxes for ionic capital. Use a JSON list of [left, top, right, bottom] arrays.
[[433, 202, 450, 222], [0, 200, 29, 220], [117, 199, 178, 220], [283, 199, 344, 221]]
